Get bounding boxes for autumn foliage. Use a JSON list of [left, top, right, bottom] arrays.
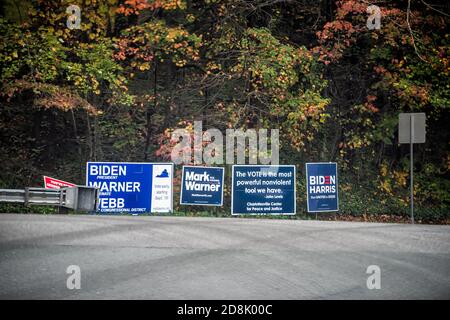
[[0, 0, 449, 221]]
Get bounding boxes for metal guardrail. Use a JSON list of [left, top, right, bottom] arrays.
[[0, 188, 61, 205], [0, 186, 98, 212]]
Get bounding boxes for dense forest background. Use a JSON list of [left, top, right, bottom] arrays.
[[0, 0, 449, 222]]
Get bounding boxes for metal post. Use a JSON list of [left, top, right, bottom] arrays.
[[24, 187, 29, 206], [410, 115, 415, 224]]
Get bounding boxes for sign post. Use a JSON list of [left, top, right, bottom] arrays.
[[398, 113, 426, 224], [410, 115, 414, 224]]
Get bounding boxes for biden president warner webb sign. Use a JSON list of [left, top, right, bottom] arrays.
[[180, 166, 224, 206], [86, 162, 173, 214], [306, 162, 339, 212]]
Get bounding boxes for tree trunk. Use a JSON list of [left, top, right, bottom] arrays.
[[144, 64, 157, 161]]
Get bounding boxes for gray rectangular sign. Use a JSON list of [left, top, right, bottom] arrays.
[[399, 113, 426, 144]]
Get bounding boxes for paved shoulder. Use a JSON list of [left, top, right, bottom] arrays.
[[0, 214, 449, 299]]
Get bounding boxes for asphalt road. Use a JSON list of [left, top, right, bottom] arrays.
[[0, 214, 449, 299]]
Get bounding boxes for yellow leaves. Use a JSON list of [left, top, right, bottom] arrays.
[[380, 163, 388, 177], [175, 60, 186, 67], [166, 29, 179, 42], [74, 76, 83, 87], [287, 112, 296, 120], [139, 62, 150, 71], [91, 77, 100, 94], [186, 14, 195, 23], [119, 21, 201, 71], [394, 170, 408, 187], [380, 179, 393, 195], [161, 0, 186, 10], [341, 184, 352, 192], [349, 138, 364, 149], [378, 161, 409, 198]]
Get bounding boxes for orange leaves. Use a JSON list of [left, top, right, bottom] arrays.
[[315, 18, 359, 64], [2, 80, 97, 114], [367, 95, 377, 103], [316, 17, 356, 43], [322, 20, 356, 35], [115, 20, 201, 71], [117, 0, 151, 16], [117, 0, 186, 16], [373, 65, 387, 74], [336, 0, 367, 19], [397, 83, 431, 104], [365, 103, 379, 113], [365, 95, 379, 113]]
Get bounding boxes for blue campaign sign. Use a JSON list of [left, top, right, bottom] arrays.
[[306, 162, 339, 212], [86, 162, 173, 214], [232, 165, 296, 215], [180, 166, 224, 206]]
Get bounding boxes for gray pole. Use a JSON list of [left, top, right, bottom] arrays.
[[410, 115, 415, 224]]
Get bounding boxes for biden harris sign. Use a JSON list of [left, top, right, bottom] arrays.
[[180, 166, 224, 206], [86, 162, 173, 214], [306, 162, 339, 212], [232, 165, 296, 215]]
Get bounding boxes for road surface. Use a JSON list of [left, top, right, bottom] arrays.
[[0, 214, 449, 299]]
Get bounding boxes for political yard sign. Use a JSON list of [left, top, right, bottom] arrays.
[[86, 162, 173, 214], [180, 166, 224, 206], [306, 162, 339, 212], [43, 176, 75, 189], [232, 165, 296, 215]]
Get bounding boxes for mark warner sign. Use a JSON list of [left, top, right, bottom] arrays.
[[306, 162, 339, 212], [180, 166, 224, 206]]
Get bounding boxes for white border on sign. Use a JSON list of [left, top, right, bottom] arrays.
[[305, 162, 339, 213], [231, 164, 296, 216], [43, 175, 49, 189], [180, 166, 225, 206], [86, 162, 174, 213]]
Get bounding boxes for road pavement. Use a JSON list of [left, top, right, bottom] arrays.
[[0, 214, 449, 299]]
